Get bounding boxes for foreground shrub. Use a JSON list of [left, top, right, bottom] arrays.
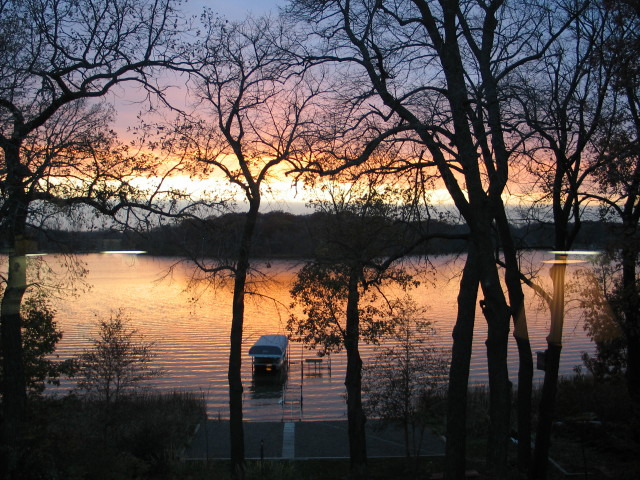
[[74, 311, 164, 404]]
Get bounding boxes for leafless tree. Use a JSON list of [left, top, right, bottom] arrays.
[[75, 310, 163, 404], [164, 14, 327, 478], [363, 296, 449, 461], [508, 2, 616, 476]]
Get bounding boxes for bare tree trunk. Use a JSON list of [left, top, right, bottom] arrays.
[[625, 314, 640, 406], [482, 300, 512, 480], [1, 141, 29, 477], [444, 244, 479, 480], [514, 331, 533, 468], [403, 360, 412, 459], [1, 248, 28, 477], [531, 343, 561, 480], [532, 258, 567, 480], [345, 269, 367, 479], [229, 275, 246, 480], [403, 419, 410, 459], [625, 323, 640, 407]]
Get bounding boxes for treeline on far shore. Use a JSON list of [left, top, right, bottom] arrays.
[[29, 210, 623, 258]]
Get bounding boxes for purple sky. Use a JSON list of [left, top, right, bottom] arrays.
[[108, 0, 289, 132], [189, 0, 286, 19]]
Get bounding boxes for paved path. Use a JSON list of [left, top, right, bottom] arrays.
[[184, 420, 445, 460]]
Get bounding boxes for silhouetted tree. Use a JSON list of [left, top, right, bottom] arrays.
[[163, 14, 326, 479], [510, 2, 614, 475], [0, 1, 186, 470], [288, 176, 423, 478], [587, 0, 640, 408], [285, 1, 574, 476]]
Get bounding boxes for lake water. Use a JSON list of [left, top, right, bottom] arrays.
[[40, 253, 595, 421]]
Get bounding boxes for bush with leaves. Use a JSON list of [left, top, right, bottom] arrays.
[[0, 292, 73, 396], [74, 311, 163, 403]]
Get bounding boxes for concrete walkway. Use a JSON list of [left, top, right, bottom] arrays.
[[184, 420, 445, 460]]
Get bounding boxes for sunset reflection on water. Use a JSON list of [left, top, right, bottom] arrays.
[[45, 253, 594, 420]]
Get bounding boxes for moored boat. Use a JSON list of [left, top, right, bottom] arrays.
[[248, 334, 288, 372]]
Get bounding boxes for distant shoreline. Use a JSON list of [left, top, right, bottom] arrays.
[[9, 211, 617, 258]]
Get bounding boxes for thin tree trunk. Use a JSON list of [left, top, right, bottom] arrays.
[[227, 200, 260, 480], [620, 80, 640, 407], [403, 419, 410, 459], [444, 244, 479, 480], [229, 274, 246, 480], [345, 269, 367, 479], [621, 223, 640, 404], [403, 367, 411, 459]]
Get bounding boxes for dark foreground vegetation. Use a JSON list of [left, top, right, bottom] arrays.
[[15, 392, 204, 480], [17, 375, 625, 480]]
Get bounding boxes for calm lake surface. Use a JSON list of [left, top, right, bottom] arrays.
[[42, 253, 595, 421]]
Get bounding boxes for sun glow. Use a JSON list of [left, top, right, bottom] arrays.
[[125, 176, 555, 209]]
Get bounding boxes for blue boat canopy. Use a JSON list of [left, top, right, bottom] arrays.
[[248, 335, 288, 358]]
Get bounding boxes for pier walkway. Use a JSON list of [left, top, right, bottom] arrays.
[[184, 420, 445, 460]]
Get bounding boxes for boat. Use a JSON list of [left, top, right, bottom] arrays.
[[248, 334, 289, 372]]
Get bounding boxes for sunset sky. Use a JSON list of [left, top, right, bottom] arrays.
[[105, 0, 312, 211], [102, 0, 576, 216]]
